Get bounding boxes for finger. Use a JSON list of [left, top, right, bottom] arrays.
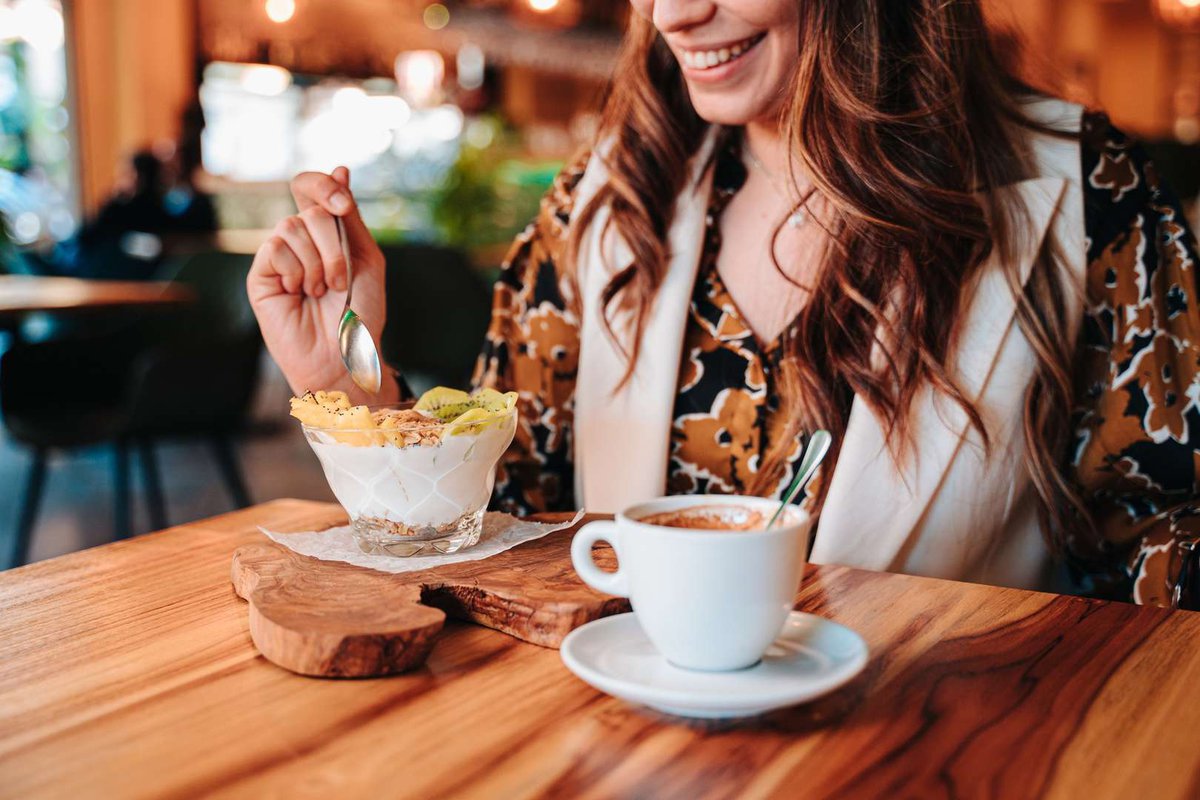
[[253, 237, 304, 296], [299, 239, 327, 298], [247, 244, 280, 303], [290, 171, 354, 216], [298, 206, 347, 292], [274, 214, 325, 286]]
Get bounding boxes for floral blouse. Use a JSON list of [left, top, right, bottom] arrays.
[[466, 111, 1200, 609]]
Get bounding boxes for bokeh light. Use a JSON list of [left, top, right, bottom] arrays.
[[239, 64, 293, 96], [265, 0, 296, 24], [12, 0, 63, 50], [423, 4, 450, 31], [457, 44, 484, 91], [394, 50, 445, 108]]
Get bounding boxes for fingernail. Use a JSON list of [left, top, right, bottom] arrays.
[[314, 282, 326, 297], [330, 192, 351, 213], [332, 274, 346, 291]]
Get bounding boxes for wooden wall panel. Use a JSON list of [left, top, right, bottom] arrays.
[[69, 0, 195, 214], [984, 0, 1187, 138]]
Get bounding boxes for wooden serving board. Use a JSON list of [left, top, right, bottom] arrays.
[[231, 513, 629, 678]]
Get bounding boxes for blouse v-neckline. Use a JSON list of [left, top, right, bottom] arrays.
[[703, 138, 789, 358], [666, 137, 810, 502]]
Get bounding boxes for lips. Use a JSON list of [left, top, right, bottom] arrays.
[[678, 33, 766, 71]]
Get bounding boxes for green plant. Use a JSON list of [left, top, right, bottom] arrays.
[[431, 118, 562, 252]]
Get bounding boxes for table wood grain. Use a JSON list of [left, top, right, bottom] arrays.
[[1, 499, 1198, 799], [0, 275, 192, 320]]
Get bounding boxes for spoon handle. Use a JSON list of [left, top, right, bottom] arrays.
[[766, 429, 832, 529], [336, 216, 354, 311]]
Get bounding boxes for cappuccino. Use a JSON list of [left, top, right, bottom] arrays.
[[638, 504, 767, 531]]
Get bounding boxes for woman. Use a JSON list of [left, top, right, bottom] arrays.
[[248, 0, 1200, 608]]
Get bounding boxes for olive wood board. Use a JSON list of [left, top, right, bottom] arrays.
[[230, 513, 629, 678]]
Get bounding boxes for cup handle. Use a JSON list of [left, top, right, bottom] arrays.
[[571, 520, 629, 597]]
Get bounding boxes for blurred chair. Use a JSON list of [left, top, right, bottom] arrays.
[[379, 243, 492, 391], [1, 251, 260, 569], [121, 251, 260, 528], [1, 333, 139, 568]]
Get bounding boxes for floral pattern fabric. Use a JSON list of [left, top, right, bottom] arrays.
[[468, 112, 1200, 609], [665, 151, 809, 504], [471, 163, 583, 515], [1067, 113, 1200, 607]]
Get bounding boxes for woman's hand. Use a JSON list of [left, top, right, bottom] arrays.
[[248, 166, 398, 404]]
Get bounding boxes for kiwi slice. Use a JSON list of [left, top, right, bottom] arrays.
[[446, 407, 494, 436], [415, 386, 517, 424], [471, 388, 518, 412], [414, 387, 474, 422]]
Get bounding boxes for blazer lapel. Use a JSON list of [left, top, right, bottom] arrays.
[[812, 177, 1069, 573], [573, 130, 719, 512]]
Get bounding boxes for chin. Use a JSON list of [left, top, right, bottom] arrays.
[[686, 94, 771, 127]]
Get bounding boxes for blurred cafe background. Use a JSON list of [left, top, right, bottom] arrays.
[[0, 0, 1197, 568]]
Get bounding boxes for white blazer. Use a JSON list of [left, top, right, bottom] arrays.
[[571, 98, 1087, 590]]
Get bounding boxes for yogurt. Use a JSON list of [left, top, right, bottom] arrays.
[[306, 415, 516, 529]]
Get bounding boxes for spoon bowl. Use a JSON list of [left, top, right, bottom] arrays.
[[335, 216, 382, 394], [338, 309, 382, 394]]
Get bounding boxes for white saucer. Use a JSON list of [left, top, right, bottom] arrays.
[[560, 611, 869, 719]]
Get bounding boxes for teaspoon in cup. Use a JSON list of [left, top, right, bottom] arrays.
[[766, 429, 832, 529]]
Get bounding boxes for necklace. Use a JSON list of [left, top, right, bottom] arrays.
[[743, 145, 811, 229]]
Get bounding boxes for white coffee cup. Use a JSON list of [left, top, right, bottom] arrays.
[[571, 495, 812, 672]]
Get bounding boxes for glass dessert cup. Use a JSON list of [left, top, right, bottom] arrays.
[[302, 403, 517, 557]]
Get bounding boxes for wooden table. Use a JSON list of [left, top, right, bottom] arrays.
[[1, 500, 1198, 799], [0, 275, 193, 327]]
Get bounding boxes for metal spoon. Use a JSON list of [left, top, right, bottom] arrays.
[[766, 429, 832, 529], [335, 215, 382, 394]]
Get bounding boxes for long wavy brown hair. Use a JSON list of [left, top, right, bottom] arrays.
[[566, 0, 1088, 550]]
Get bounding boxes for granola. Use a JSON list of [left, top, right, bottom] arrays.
[[375, 408, 444, 446]]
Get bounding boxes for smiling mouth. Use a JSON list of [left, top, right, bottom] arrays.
[[679, 33, 766, 71]]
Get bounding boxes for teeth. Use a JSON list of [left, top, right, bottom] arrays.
[[681, 35, 760, 71]]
